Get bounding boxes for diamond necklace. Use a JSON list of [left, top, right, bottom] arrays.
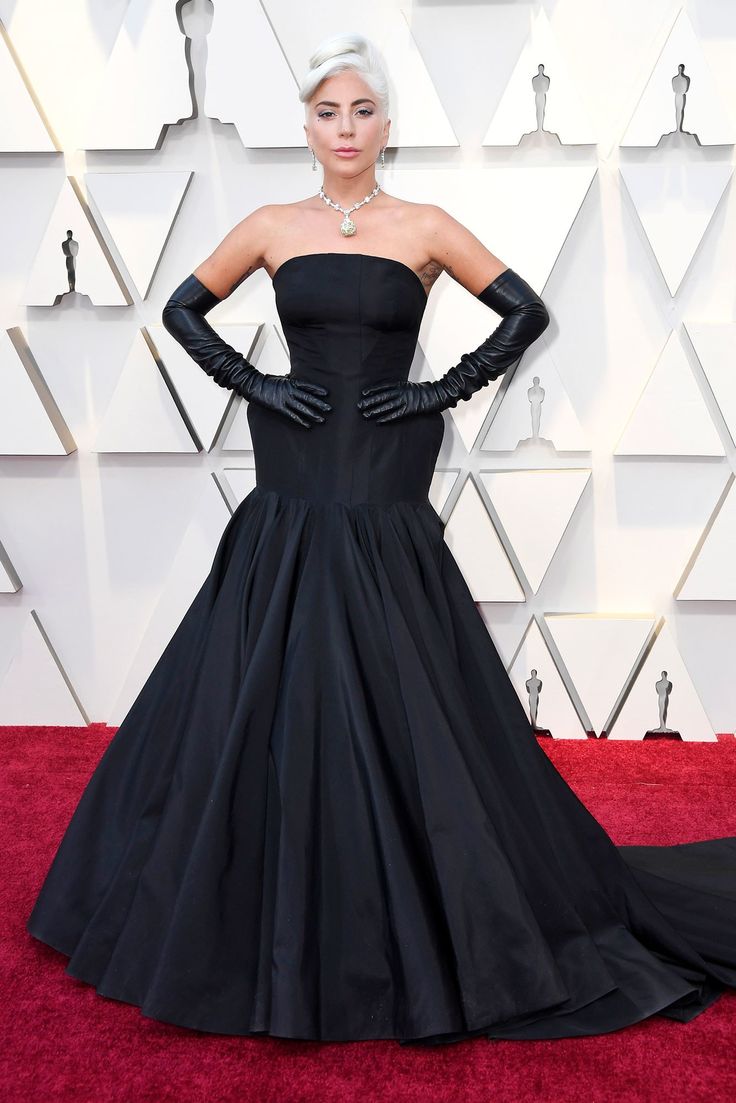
[[318, 182, 382, 237]]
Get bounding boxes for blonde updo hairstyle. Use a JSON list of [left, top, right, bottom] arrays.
[[299, 32, 390, 124]]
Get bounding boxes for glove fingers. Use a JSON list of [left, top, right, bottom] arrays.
[[286, 396, 326, 424], [293, 379, 329, 396], [291, 388, 332, 413], [357, 390, 393, 411], [283, 406, 316, 428], [361, 381, 401, 397], [361, 398, 402, 419]]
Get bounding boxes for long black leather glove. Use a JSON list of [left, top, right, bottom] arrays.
[[356, 268, 549, 423], [161, 273, 332, 428]]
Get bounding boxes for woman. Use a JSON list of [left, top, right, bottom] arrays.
[[26, 32, 736, 1045]]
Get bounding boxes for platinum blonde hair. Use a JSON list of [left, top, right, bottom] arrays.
[[299, 32, 390, 121]]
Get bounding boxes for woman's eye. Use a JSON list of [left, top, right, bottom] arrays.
[[318, 109, 373, 118]]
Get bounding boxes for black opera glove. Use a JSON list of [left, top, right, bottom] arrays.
[[356, 268, 550, 424], [161, 273, 332, 429]]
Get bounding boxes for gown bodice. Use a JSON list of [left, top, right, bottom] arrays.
[[247, 252, 445, 507]]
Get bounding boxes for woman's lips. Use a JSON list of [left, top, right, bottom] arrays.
[[334, 149, 360, 157]]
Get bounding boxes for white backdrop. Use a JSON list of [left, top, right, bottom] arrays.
[[1, 0, 735, 738]]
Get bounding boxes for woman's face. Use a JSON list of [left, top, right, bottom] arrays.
[[305, 70, 389, 175]]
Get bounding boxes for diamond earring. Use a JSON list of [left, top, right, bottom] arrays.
[[310, 147, 317, 171], [377, 146, 385, 168]]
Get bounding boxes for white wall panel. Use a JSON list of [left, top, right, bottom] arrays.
[[483, 8, 598, 147], [22, 177, 128, 306], [621, 8, 736, 147], [545, 614, 656, 737], [85, 172, 193, 300], [508, 617, 589, 740], [1, 0, 735, 733], [608, 619, 716, 742], [81, 0, 192, 151]]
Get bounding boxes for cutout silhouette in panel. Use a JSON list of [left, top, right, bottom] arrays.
[[508, 617, 588, 739], [619, 162, 732, 296], [0, 17, 56, 151], [109, 473, 250, 725], [545, 614, 656, 738], [205, 3, 456, 148], [621, 9, 736, 147], [686, 321, 736, 450], [81, 0, 192, 150], [94, 331, 198, 454], [0, 328, 75, 456], [22, 177, 129, 306], [443, 476, 524, 603], [483, 8, 597, 147], [85, 171, 193, 300], [478, 469, 591, 594], [480, 349, 589, 454], [676, 475, 736, 601], [607, 619, 715, 742], [0, 610, 88, 725], [154, 321, 262, 453], [615, 331, 725, 456]]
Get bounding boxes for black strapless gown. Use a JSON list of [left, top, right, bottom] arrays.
[[26, 253, 736, 1044]]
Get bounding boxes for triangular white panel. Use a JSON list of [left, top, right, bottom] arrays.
[[545, 614, 656, 736], [508, 618, 588, 739], [422, 274, 503, 453], [608, 620, 715, 741], [0, 22, 56, 151], [621, 9, 736, 146], [619, 162, 732, 295], [444, 477, 524, 602], [109, 474, 250, 724], [205, 3, 456, 148], [615, 331, 725, 456], [0, 538, 21, 593], [480, 345, 589, 452], [677, 477, 736, 600], [94, 331, 197, 454], [370, 9, 458, 147], [154, 323, 261, 452], [478, 469, 591, 593], [22, 177, 128, 306], [0, 329, 74, 456], [483, 8, 597, 146], [85, 171, 192, 299], [81, 0, 192, 150], [686, 322, 736, 449], [0, 610, 87, 724], [221, 326, 292, 451], [219, 467, 260, 509], [204, 0, 305, 146], [429, 469, 461, 519], [401, 164, 595, 451]]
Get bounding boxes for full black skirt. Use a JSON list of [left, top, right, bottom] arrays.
[[26, 486, 736, 1043]]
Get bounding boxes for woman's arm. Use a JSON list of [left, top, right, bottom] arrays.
[[358, 206, 549, 422], [190, 205, 273, 299], [160, 207, 331, 427]]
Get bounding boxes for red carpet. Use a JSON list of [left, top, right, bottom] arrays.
[[3, 725, 735, 1103]]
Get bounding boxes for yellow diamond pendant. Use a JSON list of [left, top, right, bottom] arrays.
[[340, 216, 357, 236]]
